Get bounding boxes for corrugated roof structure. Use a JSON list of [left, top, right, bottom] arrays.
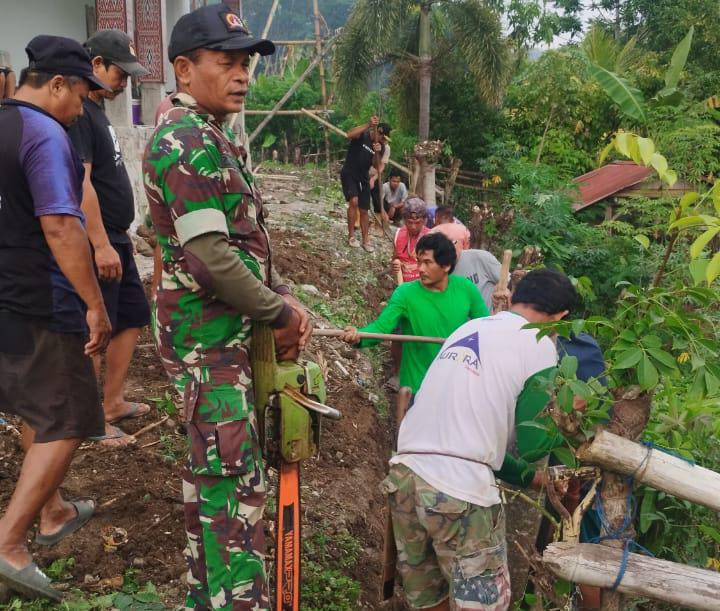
[[572, 161, 653, 211]]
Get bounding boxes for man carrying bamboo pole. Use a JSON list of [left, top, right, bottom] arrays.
[[383, 269, 577, 611], [339, 232, 488, 395], [340, 115, 390, 251]]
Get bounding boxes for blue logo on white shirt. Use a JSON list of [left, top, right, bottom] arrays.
[[438, 332, 481, 373]]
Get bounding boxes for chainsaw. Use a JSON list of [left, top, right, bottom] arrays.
[[251, 324, 341, 611]]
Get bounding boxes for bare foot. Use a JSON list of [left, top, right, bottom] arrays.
[[38, 500, 78, 538], [96, 424, 136, 449], [0, 542, 32, 570], [104, 401, 151, 424]]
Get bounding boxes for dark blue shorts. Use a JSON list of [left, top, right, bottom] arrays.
[[100, 241, 151, 336]]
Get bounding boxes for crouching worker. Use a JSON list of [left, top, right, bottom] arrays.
[[340, 232, 488, 395], [385, 269, 577, 610]]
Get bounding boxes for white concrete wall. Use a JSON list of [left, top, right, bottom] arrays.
[[116, 126, 154, 231], [0, 0, 92, 74]]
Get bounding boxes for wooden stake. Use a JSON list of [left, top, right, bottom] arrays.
[[131, 416, 170, 440], [544, 542, 720, 610], [578, 430, 720, 512]]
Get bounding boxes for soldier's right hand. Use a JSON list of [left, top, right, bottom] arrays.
[[339, 326, 360, 345], [85, 306, 112, 356], [95, 243, 123, 282], [273, 308, 303, 362]]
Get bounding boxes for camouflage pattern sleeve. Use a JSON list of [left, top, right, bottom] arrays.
[[145, 114, 231, 248]]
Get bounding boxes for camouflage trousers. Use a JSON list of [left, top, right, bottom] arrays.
[[383, 463, 511, 610], [183, 423, 269, 611]]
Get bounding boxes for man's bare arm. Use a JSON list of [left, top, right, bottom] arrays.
[[79, 162, 122, 281], [347, 115, 379, 140], [40, 215, 111, 354]]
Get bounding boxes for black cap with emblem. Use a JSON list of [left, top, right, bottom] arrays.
[[168, 3, 275, 62], [84, 29, 149, 78]]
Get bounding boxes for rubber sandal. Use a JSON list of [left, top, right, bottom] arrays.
[[106, 402, 151, 425], [34, 498, 95, 546], [88, 424, 136, 447], [362, 242, 375, 253], [0, 557, 62, 602]]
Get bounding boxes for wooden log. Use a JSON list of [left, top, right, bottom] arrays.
[[313, 329, 445, 344], [544, 542, 720, 610], [577, 429, 720, 512]]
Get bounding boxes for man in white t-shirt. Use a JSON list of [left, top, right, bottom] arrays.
[[383, 268, 577, 611], [381, 171, 408, 221]]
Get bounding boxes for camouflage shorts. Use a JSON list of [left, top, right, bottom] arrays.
[[382, 463, 511, 610]]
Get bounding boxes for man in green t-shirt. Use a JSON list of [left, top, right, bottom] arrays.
[[340, 233, 489, 393]]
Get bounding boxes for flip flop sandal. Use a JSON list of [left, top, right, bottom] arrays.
[[87, 425, 136, 447], [107, 402, 151, 425], [35, 498, 96, 546], [0, 557, 62, 602]]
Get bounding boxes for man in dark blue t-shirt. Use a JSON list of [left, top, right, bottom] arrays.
[[0, 35, 112, 601], [69, 30, 151, 447]]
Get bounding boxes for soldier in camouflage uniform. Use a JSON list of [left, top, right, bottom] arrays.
[[142, 5, 310, 610]]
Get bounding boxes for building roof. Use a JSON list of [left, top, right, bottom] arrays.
[[572, 161, 653, 211]]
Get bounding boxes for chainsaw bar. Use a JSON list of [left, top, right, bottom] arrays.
[[276, 460, 301, 611]]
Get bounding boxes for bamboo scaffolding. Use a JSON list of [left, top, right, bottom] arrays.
[[248, 35, 338, 145]]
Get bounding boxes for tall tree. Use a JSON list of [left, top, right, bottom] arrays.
[[333, 0, 510, 201]]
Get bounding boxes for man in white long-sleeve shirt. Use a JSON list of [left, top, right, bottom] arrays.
[[383, 268, 577, 611]]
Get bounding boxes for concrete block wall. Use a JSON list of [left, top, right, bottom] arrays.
[[116, 126, 155, 232]]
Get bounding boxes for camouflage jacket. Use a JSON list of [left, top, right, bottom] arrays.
[[143, 93, 280, 422]]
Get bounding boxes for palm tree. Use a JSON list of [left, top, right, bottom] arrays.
[[333, 0, 510, 201]]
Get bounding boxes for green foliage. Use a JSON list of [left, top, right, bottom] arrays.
[[587, 62, 647, 123], [301, 529, 362, 611]]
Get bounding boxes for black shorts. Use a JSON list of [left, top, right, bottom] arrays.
[[340, 170, 372, 210], [100, 241, 151, 335], [0, 311, 103, 442]]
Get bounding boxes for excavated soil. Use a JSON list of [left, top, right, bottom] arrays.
[[0, 167, 536, 609]]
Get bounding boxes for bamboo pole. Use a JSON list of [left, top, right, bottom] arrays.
[[544, 542, 720, 610], [312, 0, 331, 171], [248, 36, 337, 145], [313, 329, 445, 344], [578, 430, 720, 512], [231, 0, 280, 139], [244, 109, 333, 115], [249, 0, 280, 80]]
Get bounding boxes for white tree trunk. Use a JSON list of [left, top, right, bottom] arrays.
[[578, 430, 720, 512], [544, 542, 720, 610]]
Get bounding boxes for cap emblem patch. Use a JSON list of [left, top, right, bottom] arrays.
[[225, 12, 247, 31]]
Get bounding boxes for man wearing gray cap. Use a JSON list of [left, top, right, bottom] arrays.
[[143, 4, 310, 609], [68, 30, 152, 448]]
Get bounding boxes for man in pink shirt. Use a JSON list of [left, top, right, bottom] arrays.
[[430, 205, 470, 258], [392, 197, 430, 283]]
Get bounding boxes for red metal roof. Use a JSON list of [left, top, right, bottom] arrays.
[[572, 161, 653, 211]]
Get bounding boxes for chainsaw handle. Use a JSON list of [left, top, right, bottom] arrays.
[[282, 386, 342, 420]]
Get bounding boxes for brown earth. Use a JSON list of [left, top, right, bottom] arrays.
[[0, 167, 537, 610]]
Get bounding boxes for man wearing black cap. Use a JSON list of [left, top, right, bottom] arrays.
[[143, 4, 309, 609], [0, 35, 111, 601], [69, 30, 152, 448]]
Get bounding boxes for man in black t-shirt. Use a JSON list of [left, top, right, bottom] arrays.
[[340, 115, 390, 252], [69, 30, 151, 447]]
